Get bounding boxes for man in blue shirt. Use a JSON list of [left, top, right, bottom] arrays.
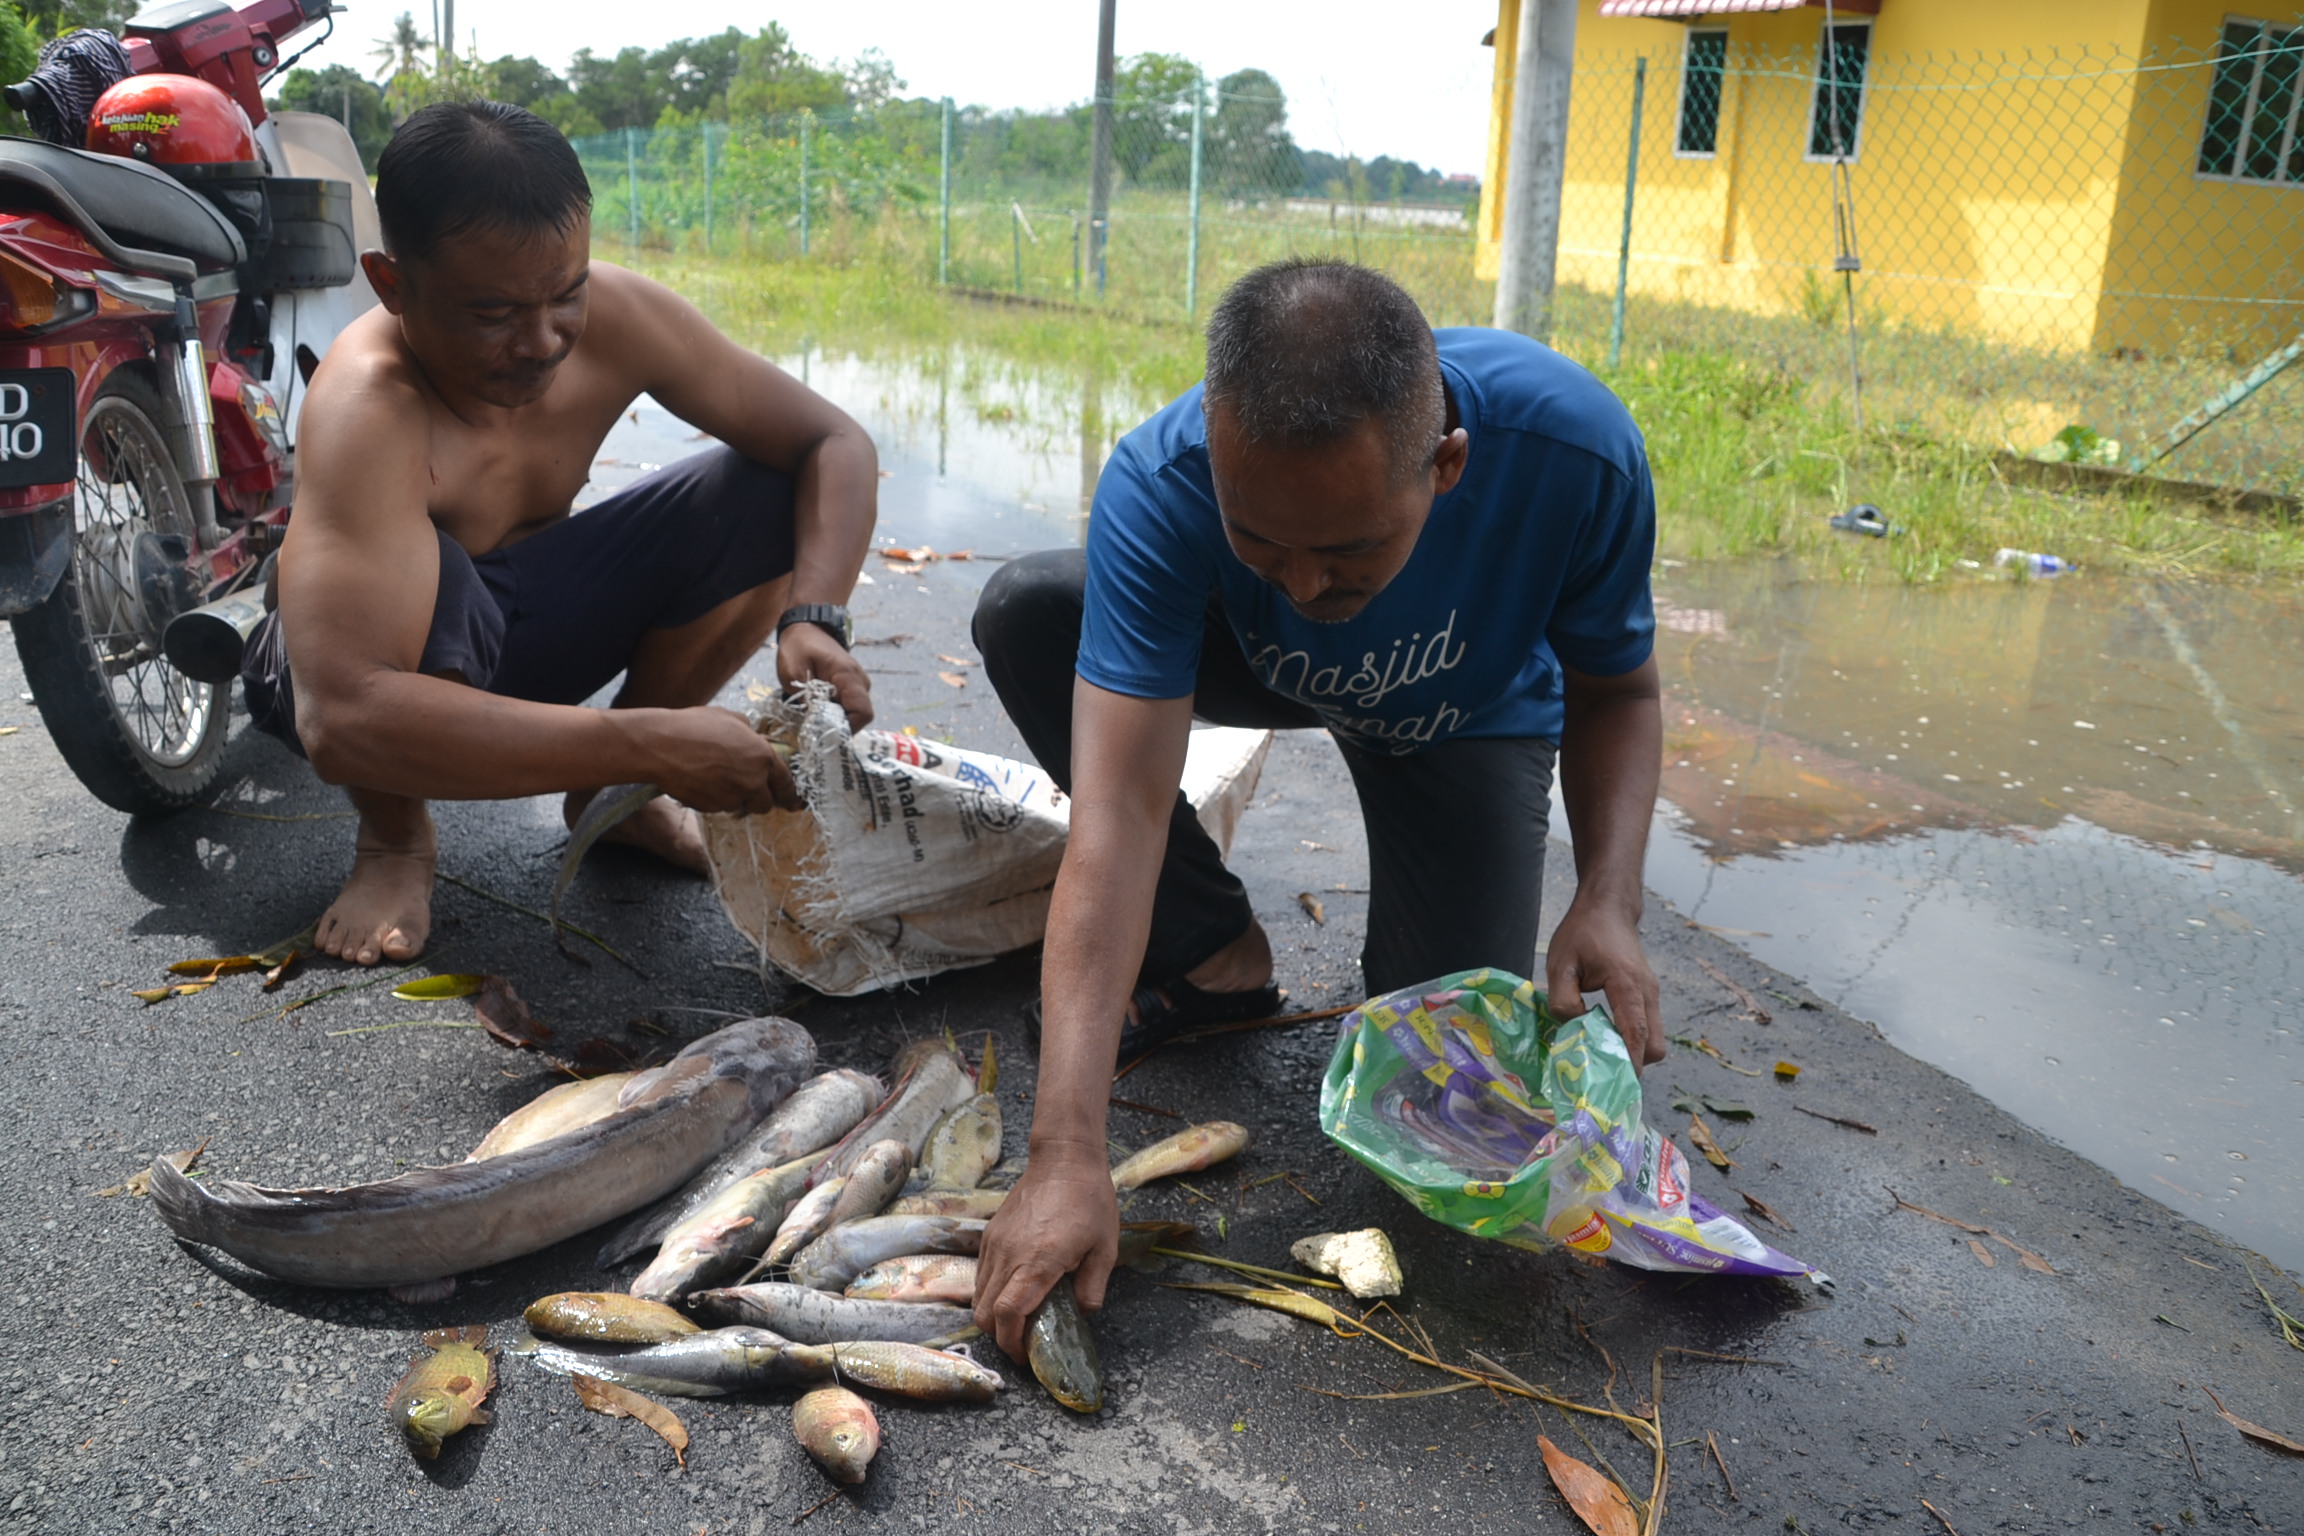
[[969, 260, 1665, 1354]]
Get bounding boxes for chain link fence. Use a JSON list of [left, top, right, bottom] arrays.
[[576, 28, 2304, 500]]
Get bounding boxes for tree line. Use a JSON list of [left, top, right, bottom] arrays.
[[267, 17, 1473, 207]]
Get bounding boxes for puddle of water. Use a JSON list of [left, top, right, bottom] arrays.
[[595, 349, 2302, 1270], [1633, 564, 2304, 1270]]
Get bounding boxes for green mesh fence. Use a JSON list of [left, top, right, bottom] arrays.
[[575, 30, 2304, 499]]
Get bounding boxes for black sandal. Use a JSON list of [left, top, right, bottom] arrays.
[[1026, 980, 1285, 1060]]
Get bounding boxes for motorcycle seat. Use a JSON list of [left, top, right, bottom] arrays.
[[0, 135, 244, 272]]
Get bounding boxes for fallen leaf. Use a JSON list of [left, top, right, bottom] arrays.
[[946, 549, 975, 561], [1686, 1114, 1733, 1170], [251, 924, 317, 967], [2204, 1387, 2304, 1455], [130, 987, 173, 1005], [935, 654, 975, 667], [883, 561, 926, 576], [562, 1037, 649, 1076], [1968, 1238, 1996, 1267], [102, 1138, 209, 1198], [1297, 892, 1326, 926], [881, 545, 935, 562], [1537, 1434, 1637, 1536], [572, 1374, 689, 1466], [1773, 1060, 1801, 1081], [1737, 1189, 1795, 1232], [260, 951, 305, 992], [0, 726, 17, 736], [167, 956, 258, 978], [1672, 1093, 1753, 1122], [978, 1034, 998, 1095], [473, 975, 553, 1050], [391, 973, 487, 1002], [1693, 954, 1773, 1023], [937, 671, 968, 688]]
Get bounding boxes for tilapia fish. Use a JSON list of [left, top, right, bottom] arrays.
[[811, 1047, 974, 1187], [467, 1073, 635, 1161], [147, 1018, 816, 1291], [787, 1215, 987, 1293], [794, 1386, 879, 1485], [822, 1140, 911, 1229], [511, 1325, 810, 1398], [628, 1151, 828, 1303], [685, 1280, 978, 1346], [387, 1325, 495, 1459], [1027, 1280, 1102, 1413], [525, 1292, 698, 1345], [919, 1094, 1001, 1190], [597, 1068, 883, 1266], [844, 1254, 978, 1305], [1110, 1121, 1250, 1192]]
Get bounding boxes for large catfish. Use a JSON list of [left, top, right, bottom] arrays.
[[147, 1018, 815, 1296]]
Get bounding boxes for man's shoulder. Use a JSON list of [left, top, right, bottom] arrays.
[[302, 308, 428, 433], [1437, 327, 1645, 483]]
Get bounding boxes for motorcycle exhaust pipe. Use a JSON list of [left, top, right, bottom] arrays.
[[163, 586, 267, 684]]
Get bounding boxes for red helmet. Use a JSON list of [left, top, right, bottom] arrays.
[[86, 74, 258, 166]]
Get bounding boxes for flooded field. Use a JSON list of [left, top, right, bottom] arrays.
[[596, 347, 2303, 1270]]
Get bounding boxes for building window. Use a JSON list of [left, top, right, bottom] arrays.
[[2199, 19, 2304, 183], [1805, 21, 1870, 161], [1676, 28, 1729, 157]]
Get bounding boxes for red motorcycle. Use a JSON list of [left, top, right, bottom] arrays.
[[0, 0, 377, 813]]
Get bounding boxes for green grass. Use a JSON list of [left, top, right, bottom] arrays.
[[629, 248, 2304, 585]]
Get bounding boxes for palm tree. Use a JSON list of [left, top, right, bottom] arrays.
[[371, 12, 430, 83]]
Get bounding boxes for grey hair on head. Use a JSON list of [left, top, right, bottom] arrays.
[[1201, 258, 1446, 478]]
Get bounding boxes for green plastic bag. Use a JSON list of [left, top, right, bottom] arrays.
[[1319, 969, 1825, 1280]]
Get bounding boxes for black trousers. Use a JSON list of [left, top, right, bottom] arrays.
[[972, 548, 1558, 996]]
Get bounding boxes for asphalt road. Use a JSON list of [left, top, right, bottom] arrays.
[[1, 551, 2299, 1534]]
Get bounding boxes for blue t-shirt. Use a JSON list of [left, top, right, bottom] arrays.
[[1078, 326, 1656, 752]]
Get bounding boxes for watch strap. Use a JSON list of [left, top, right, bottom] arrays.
[[776, 603, 852, 649]]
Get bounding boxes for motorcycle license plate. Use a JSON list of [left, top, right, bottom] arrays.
[[0, 369, 76, 489]]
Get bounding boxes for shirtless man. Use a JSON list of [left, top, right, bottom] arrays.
[[240, 101, 876, 963]]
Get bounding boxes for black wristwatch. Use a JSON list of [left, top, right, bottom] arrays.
[[776, 603, 853, 650]]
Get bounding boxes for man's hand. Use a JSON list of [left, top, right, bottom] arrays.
[[651, 706, 804, 813], [974, 1142, 1120, 1361], [1546, 895, 1665, 1067], [776, 621, 873, 731]]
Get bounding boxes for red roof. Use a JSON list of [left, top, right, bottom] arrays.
[[1597, 0, 1879, 16]]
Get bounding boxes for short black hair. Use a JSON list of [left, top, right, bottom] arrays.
[[1202, 259, 1445, 477], [375, 100, 592, 261]]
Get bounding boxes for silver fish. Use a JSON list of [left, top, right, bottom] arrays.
[[787, 1215, 987, 1293], [147, 1019, 815, 1291], [553, 783, 662, 954], [598, 1068, 884, 1266], [844, 1254, 978, 1305], [747, 1176, 846, 1281], [822, 1141, 911, 1229], [810, 1047, 974, 1187], [919, 1093, 1002, 1190], [510, 1324, 808, 1398], [628, 1151, 828, 1303], [685, 1280, 978, 1345]]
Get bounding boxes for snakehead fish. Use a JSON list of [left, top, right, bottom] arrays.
[[387, 1325, 495, 1459]]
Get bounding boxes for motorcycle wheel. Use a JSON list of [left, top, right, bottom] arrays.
[[11, 369, 229, 816]]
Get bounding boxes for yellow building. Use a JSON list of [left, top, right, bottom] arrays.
[[1478, 0, 2304, 357]]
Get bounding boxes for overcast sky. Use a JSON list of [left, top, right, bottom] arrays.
[[301, 0, 1500, 176]]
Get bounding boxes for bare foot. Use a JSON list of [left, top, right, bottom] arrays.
[[317, 796, 436, 966], [565, 791, 711, 876]]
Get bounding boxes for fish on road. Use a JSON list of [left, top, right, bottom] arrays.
[[844, 1254, 978, 1305], [146, 1018, 817, 1294], [812, 1047, 974, 1187], [919, 1094, 1001, 1190], [387, 1325, 495, 1459], [628, 1151, 828, 1302], [794, 1386, 879, 1484], [510, 1325, 810, 1398], [467, 1073, 634, 1161], [1027, 1280, 1102, 1413], [822, 1140, 912, 1229], [684, 1281, 977, 1346], [524, 1292, 698, 1346], [1110, 1121, 1250, 1192], [784, 1341, 1003, 1402], [598, 1068, 883, 1266], [787, 1215, 987, 1293]]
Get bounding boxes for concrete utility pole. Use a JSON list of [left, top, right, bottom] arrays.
[[439, 0, 454, 78], [1086, 0, 1117, 297], [1492, 0, 1577, 342]]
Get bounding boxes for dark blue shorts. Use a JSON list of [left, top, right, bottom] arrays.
[[244, 447, 796, 755]]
